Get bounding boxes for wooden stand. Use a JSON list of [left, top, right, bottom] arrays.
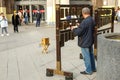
[[46, 5, 114, 80], [46, 4, 73, 80], [46, 4, 92, 80]]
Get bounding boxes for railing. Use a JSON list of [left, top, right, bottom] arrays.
[[94, 7, 115, 59], [46, 4, 93, 80]]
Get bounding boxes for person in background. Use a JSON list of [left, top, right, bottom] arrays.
[[71, 7, 96, 75], [23, 9, 30, 24], [0, 13, 2, 22], [0, 13, 4, 27], [18, 11, 23, 25], [116, 7, 120, 22], [0, 13, 9, 36], [0, 13, 2, 27], [36, 10, 41, 27], [12, 11, 20, 33]]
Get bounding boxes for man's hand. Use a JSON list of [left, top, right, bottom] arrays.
[[70, 25, 79, 30], [76, 23, 80, 26], [70, 26, 74, 30]]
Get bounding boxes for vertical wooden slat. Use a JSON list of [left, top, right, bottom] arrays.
[[56, 4, 61, 71], [111, 8, 115, 33]]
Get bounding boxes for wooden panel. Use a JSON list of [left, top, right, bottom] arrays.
[[65, 8, 69, 17], [65, 32, 69, 42], [5, 0, 14, 14], [60, 9, 64, 18], [94, 7, 114, 59], [70, 31, 75, 40], [95, 8, 114, 28], [60, 33, 65, 47], [0, 0, 5, 7]]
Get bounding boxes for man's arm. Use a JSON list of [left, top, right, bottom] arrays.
[[71, 21, 85, 36]]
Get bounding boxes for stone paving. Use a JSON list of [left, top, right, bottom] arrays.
[[0, 22, 120, 80]]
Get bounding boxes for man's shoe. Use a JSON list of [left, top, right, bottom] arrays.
[[80, 53, 83, 59], [93, 70, 97, 72], [80, 71, 92, 75]]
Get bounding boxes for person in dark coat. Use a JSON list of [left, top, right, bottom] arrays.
[[36, 10, 41, 27], [71, 7, 96, 75], [12, 11, 20, 33]]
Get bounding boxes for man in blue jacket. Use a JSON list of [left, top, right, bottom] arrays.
[[71, 7, 96, 75]]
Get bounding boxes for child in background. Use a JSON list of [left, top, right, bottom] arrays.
[[0, 15, 9, 36]]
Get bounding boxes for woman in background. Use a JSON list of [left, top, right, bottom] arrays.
[[12, 11, 20, 33]]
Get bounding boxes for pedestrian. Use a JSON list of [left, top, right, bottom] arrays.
[[12, 11, 20, 33], [116, 7, 120, 22], [36, 10, 41, 27], [0, 13, 2, 21], [71, 7, 96, 75], [0, 13, 3, 26], [0, 13, 9, 36], [23, 9, 30, 24], [0, 13, 2, 27], [115, 6, 119, 21], [18, 11, 23, 25]]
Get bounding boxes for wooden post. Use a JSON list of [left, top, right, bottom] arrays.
[[111, 8, 115, 33], [0, 0, 6, 14], [46, 4, 73, 80], [94, 10, 98, 60]]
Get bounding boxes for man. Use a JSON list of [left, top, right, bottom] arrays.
[[12, 11, 20, 33], [36, 10, 41, 27], [23, 9, 30, 24], [71, 7, 96, 75]]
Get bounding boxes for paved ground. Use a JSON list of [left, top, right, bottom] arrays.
[[0, 22, 120, 80]]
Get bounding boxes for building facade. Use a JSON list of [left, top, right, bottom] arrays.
[[0, 0, 14, 21], [0, 0, 119, 24], [15, 0, 46, 23]]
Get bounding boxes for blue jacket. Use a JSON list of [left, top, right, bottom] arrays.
[[73, 16, 95, 48]]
